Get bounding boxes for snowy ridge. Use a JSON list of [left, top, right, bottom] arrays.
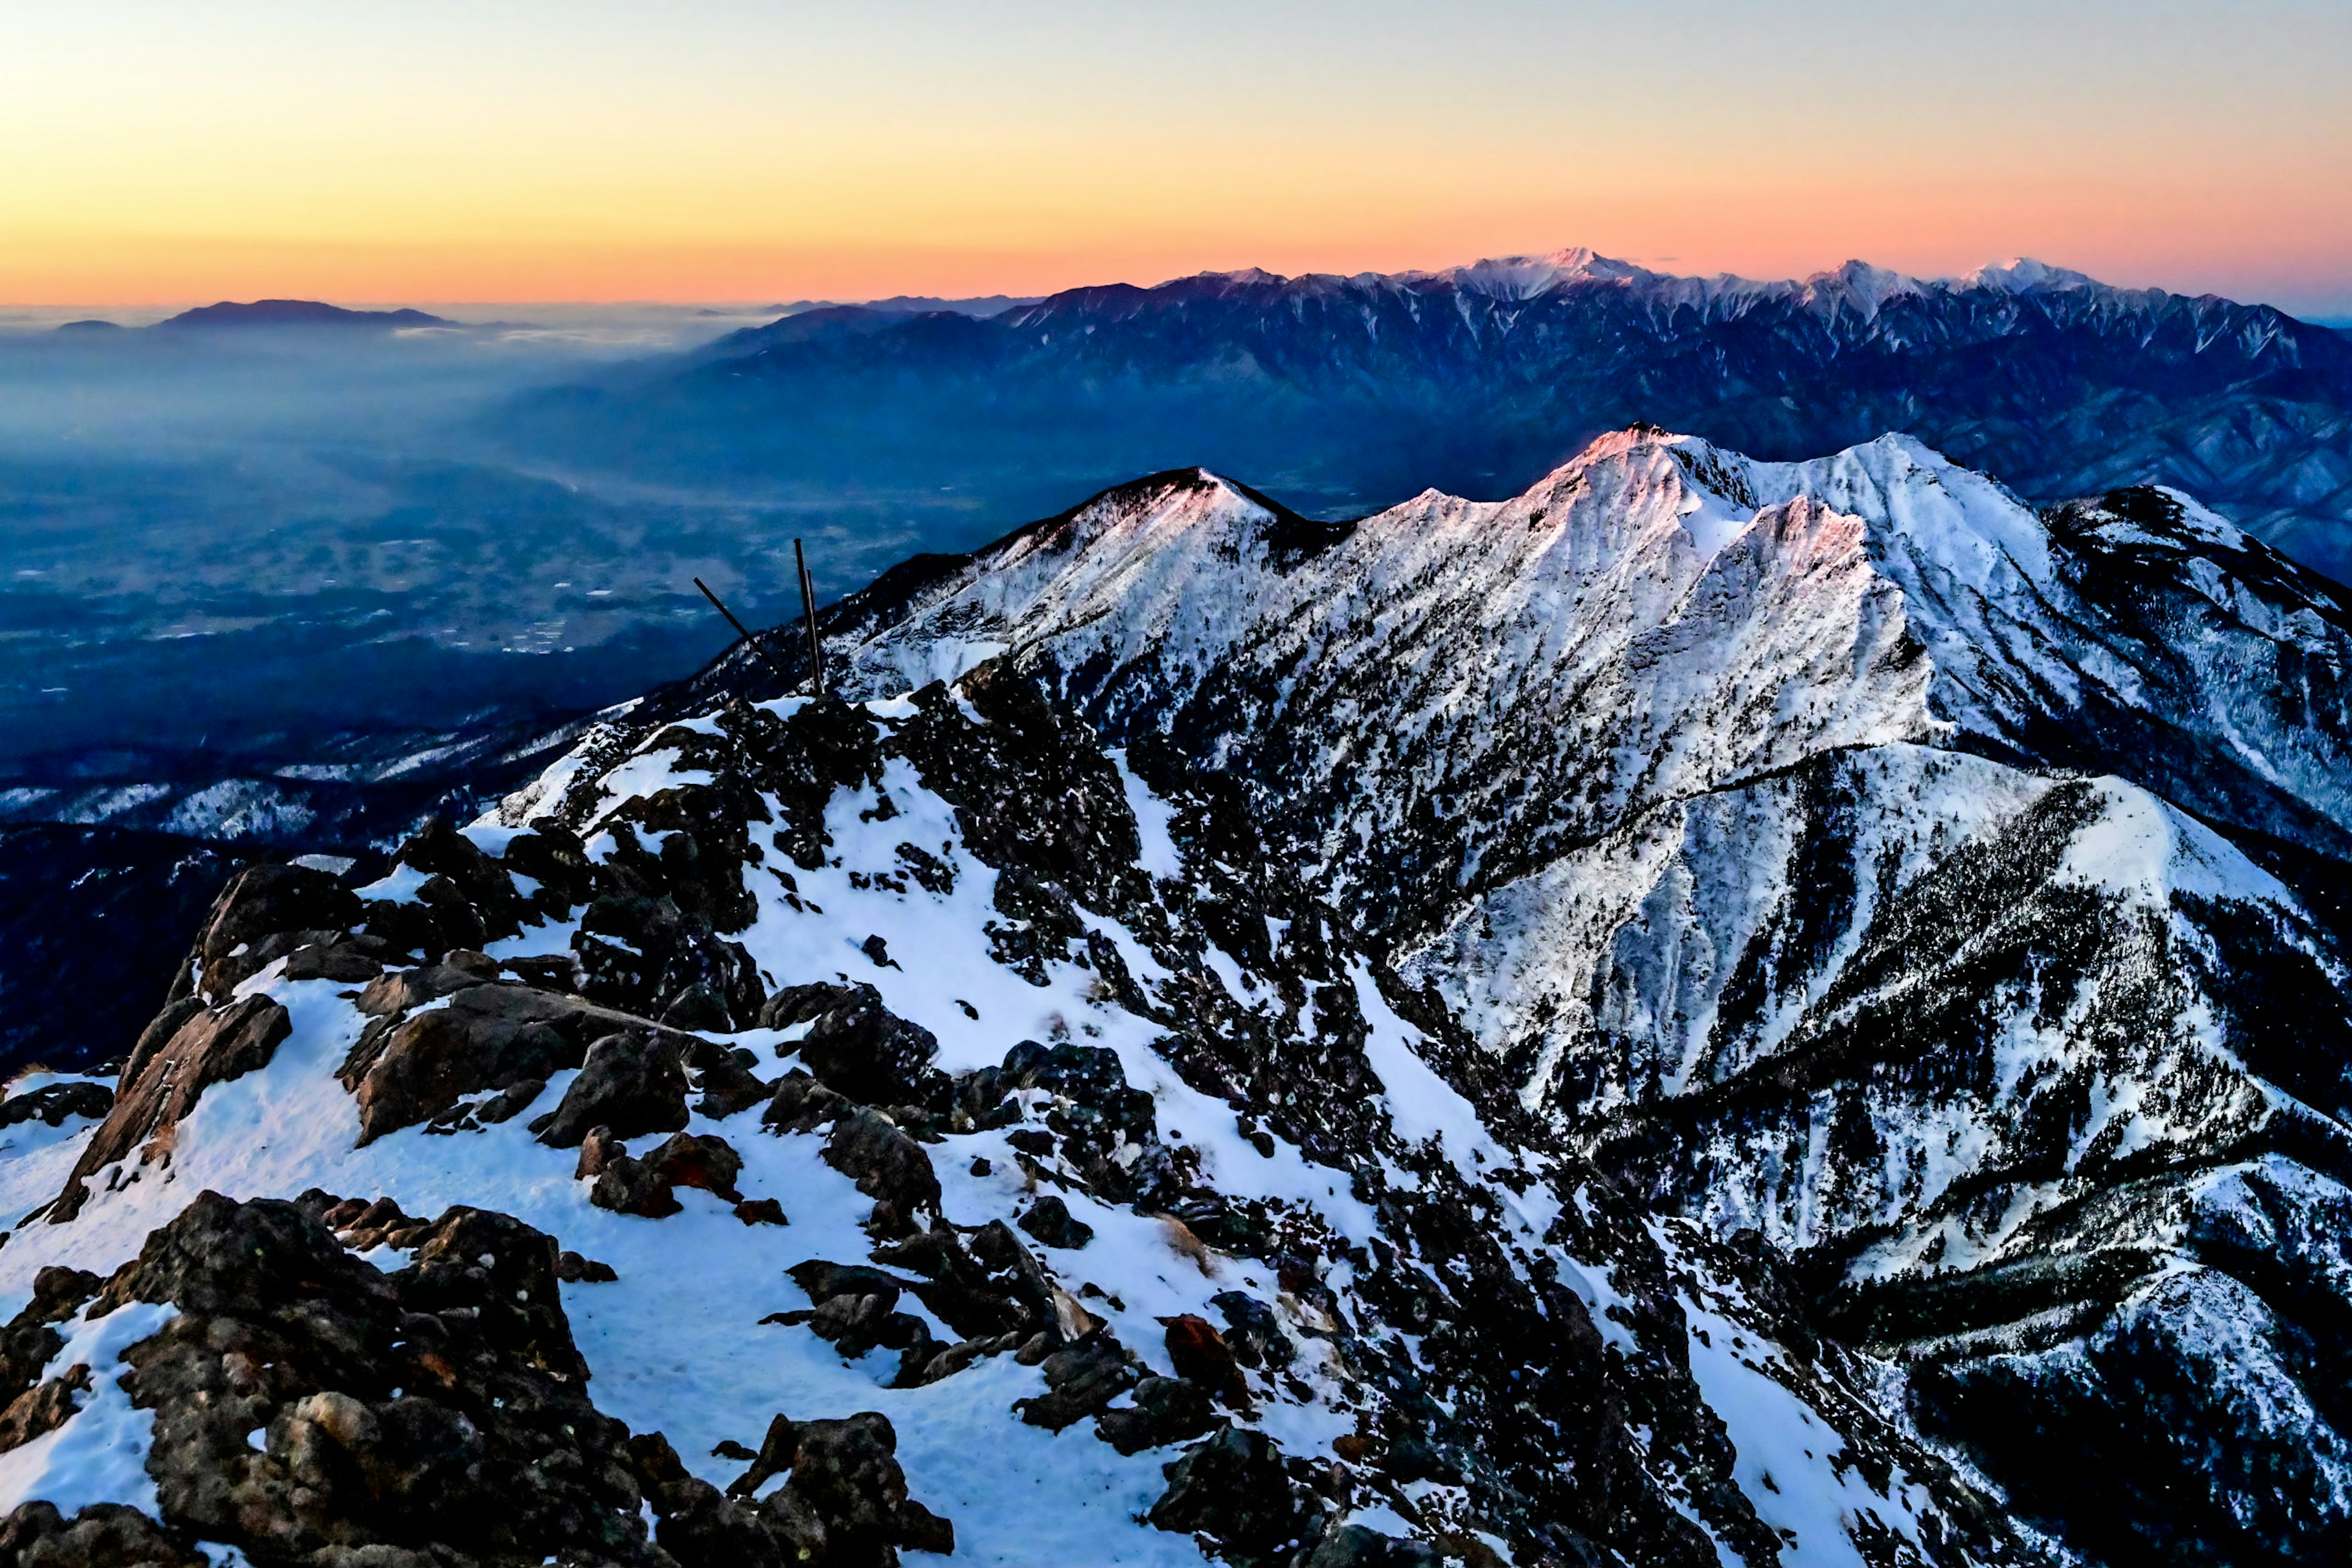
[[0, 667, 2034, 1568]]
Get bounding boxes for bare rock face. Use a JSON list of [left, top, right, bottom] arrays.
[[168, 862, 364, 1006], [52, 995, 291, 1221], [88, 1192, 663, 1567]]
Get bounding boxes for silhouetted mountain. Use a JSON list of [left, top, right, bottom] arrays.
[[157, 298, 456, 330], [496, 249, 2352, 584]]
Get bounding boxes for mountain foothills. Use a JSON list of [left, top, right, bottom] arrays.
[[2, 428, 2350, 1568], [498, 250, 2352, 587]]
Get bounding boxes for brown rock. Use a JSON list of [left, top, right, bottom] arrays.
[[52, 995, 292, 1223]]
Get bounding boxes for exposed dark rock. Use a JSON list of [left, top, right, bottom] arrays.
[[91, 1192, 662, 1567], [0, 1362, 91, 1452], [556, 1250, 620, 1284], [1017, 1194, 1094, 1250], [1162, 1313, 1250, 1408], [532, 1030, 690, 1147], [686, 1036, 771, 1118], [763, 1069, 845, 1133], [0, 1080, 112, 1129], [170, 862, 363, 1005], [0, 1500, 206, 1568], [1095, 1374, 1218, 1455], [1305, 1524, 1439, 1567], [643, 1131, 745, 1203], [823, 1109, 941, 1218], [1017, 1333, 1139, 1431], [790, 985, 942, 1106], [1150, 1424, 1329, 1566]]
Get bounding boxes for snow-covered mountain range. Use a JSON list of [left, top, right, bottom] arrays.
[[500, 248, 2352, 586], [4, 428, 2348, 1567]]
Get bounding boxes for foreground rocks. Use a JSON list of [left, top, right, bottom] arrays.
[[0, 1193, 959, 1568]]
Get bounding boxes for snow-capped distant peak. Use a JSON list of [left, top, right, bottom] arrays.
[[1432, 247, 1648, 300], [1956, 257, 2101, 293]]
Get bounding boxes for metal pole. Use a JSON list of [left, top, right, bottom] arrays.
[[795, 539, 824, 698], [693, 576, 793, 689]]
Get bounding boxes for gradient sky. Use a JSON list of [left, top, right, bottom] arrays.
[[5, 0, 2349, 313]]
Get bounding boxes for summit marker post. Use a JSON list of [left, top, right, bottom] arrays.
[[796, 538, 824, 698]]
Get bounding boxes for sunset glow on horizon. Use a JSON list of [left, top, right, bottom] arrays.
[[6, 0, 2348, 314]]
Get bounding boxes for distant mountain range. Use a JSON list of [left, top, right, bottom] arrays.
[[494, 248, 2352, 586], [154, 298, 457, 330]]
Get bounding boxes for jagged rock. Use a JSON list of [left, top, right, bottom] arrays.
[[1305, 1525, 1439, 1567], [823, 1109, 940, 1218], [633, 1410, 951, 1568], [790, 987, 936, 1109], [736, 1197, 789, 1227], [582, 1123, 748, 1215], [780, 984, 942, 1106], [353, 962, 488, 1017], [591, 1152, 682, 1218], [764, 1069, 845, 1133], [644, 1131, 745, 1202], [574, 885, 764, 1028], [279, 940, 385, 984], [1016, 1333, 1138, 1430], [687, 1036, 771, 1118], [0, 1080, 111, 1129], [532, 1030, 690, 1147], [1161, 1313, 1250, 1407], [170, 861, 363, 1005], [1017, 1194, 1094, 1250], [0, 1362, 91, 1452], [1211, 1291, 1295, 1369], [0, 1265, 102, 1409], [53, 995, 292, 1221], [91, 1192, 660, 1566], [1095, 1374, 1216, 1455], [1150, 1424, 1329, 1564], [0, 1501, 206, 1568], [727, 1412, 802, 1498]]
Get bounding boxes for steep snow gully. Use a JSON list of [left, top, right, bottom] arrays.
[[2, 429, 2350, 1568]]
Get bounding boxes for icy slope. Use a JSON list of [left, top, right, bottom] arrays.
[[0, 669, 2030, 1568]]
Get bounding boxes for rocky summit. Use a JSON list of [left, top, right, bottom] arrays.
[[1, 427, 2347, 1568]]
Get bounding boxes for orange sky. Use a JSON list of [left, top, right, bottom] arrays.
[[6, 1, 2348, 313]]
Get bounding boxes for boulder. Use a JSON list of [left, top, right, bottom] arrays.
[[533, 1031, 690, 1147], [1163, 1313, 1251, 1407], [1095, 1375, 1217, 1455], [1018, 1195, 1095, 1250], [88, 1193, 658, 1566], [1016, 1335, 1139, 1431], [644, 1131, 745, 1203], [772, 984, 941, 1106], [1148, 1424, 1328, 1562], [823, 1110, 940, 1218]]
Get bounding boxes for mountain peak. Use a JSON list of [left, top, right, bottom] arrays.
[[155, 298, 458, 330]]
